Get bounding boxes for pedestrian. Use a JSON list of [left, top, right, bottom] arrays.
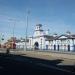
[[6, 44, 10, 54]]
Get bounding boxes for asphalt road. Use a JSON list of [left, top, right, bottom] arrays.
[[0, 53, 75, 75]]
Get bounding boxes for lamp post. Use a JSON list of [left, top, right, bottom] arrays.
[[9, 19, 16, 49], [41, 38, 42, 50], [25, 10, 30, 51]]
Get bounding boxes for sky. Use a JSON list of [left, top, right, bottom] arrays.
[[0, 0, 75, 42]]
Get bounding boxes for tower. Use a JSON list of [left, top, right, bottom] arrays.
[[33, 24, 44, 37]]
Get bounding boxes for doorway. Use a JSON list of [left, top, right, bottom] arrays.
[[34, 42, 39, 50]]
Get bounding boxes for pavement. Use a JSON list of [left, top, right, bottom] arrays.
[[9, 50, 75, 60], [11, 50, 75, 72], [0, 49, 75, 75], [0, 53, 75, 75]]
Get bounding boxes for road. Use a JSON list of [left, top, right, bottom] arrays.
[[0, 53, 75, 75]]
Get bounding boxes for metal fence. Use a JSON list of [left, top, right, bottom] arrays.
[[15, 44, 75, 52]]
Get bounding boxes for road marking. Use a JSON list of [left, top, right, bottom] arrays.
[[36, 63, 75, 74]]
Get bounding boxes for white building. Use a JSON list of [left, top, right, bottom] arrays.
[[46, 34, 75, 51], [28, 24, 75, 51], [16, 24, 75, 52], [29, 24, 50, 49], [15, 38, 29, 49]]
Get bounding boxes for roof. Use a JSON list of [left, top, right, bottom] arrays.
[[58, 34, 75, 40], [44, 35, 55, 41], [45, 34, 75, 41], [29, 34, 75, 41], [16, 39, 29, 43], [36, 24, 42, 27]]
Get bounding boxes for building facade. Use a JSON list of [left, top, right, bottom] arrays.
[[28, 24, 75, 51], [15, 24, 75, 51], [28, 24, 49, 49]]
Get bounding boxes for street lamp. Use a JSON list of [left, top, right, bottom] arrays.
[[9, 19, 16, 49], [25, 10, 30, 50], [41, 38, 42, 50]]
